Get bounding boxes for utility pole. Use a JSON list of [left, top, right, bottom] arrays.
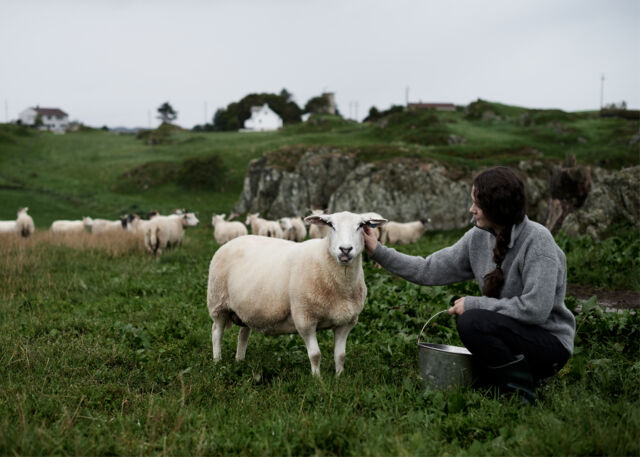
[[600, 74, 605, 109], [405, 86, 409, 106]]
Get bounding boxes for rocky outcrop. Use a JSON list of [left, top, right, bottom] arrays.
[[232, 147, 637, 237], [233, 148, 358, 218], [326, 160, 472, 230], [560, 166, 640, 238]]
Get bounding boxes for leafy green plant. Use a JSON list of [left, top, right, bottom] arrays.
[[557, 230, 640, 290]]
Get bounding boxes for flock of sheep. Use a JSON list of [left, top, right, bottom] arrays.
[[211, 210, 430, 246], [0, 207, 201, 257], [2, 205, 431, 376]]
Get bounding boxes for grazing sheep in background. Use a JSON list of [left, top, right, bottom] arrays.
[[144, 212, 200, 256], [380, 219, 430, 245], [307, 209, 329, 239], [212, 214, 248, 245], [0, 207, 35, 237], [279, 217, 296, 241], [257, 219, 284, 238], [50, 217, 93, 233], [244, 213, 267, 234], [207, 211, 387, 376], [91, 217, 128, 234], [280, 216, 307, 242], [126, 211, 159, 236], [290, 216, 307, 241], [16, 207, 35, 237]]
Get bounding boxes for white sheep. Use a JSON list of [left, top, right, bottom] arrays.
[[244, 213, 266, 235], [0, 208, 35, 237], [257, 220, 284, 238], [50, 217, 93, 233], [279, 217, 295, 241], [279, 216, 306, 242], [126, 211, 159, 236], [212, 213, 248, 245], [207, 211, 387, 375], [380, 219, 430, 245], [307, 209, 329, 239], [144, 212, 200, 256], [91, 217, 129, 234]]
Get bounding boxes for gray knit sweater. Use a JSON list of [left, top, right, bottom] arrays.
[[371, 216, 576, 354]]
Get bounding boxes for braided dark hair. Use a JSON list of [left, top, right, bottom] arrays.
[[473, 166, 526, 298]]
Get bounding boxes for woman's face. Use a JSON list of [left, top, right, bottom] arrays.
[[469, 186, 491, 229]]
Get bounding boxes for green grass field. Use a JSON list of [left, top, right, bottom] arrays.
[[1, 105, 639, 455]]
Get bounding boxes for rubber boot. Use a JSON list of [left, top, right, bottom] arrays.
[[487, 354, 537, 405]]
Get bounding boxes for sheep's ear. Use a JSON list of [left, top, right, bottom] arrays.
[[305, 215, 330, 226], [366, 218, 388, 228]]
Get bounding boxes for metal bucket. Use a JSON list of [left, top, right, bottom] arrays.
[[417, 310, 476, 390]]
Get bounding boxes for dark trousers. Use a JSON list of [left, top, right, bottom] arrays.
[[456, 309, 571, 381]]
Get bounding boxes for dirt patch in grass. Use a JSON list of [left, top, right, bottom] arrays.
[[567, 284, 640, 310]]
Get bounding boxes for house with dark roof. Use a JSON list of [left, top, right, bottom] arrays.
[[240, 103, 283, 132], [19, 106, 69, 132], [407, 102, 456, 112]]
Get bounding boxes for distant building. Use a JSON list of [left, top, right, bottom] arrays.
[[408, 102, 456, 112], [241, 103, 283, 132], [321, 92, 336, 115], [19, 106, 69, 132]]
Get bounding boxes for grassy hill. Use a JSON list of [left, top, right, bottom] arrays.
[[0, 100, 638, 226]]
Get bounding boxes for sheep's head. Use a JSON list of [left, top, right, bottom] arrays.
[[305, 211, 387, 265], [212, 214, 225, 226], [83, 217, 93, 226], [245, 213, 259, 226], [182, 212, 200, 227], [279, 217, 293, 230]]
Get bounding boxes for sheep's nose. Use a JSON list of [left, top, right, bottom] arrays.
[[339, 246, 353, 255]]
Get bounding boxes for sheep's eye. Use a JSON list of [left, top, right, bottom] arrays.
[[326, 221, 334, 230]]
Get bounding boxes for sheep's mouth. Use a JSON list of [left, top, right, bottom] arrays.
[[338, 254, 353, 264]]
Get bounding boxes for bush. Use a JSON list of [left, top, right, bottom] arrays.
[[113, 161, 178, 192], [374, 111, 450, 146], [176, 155, 228, 190], [135, 122, 182, 145]]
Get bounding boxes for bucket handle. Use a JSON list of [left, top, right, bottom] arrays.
[[417, 309, 451, 345]]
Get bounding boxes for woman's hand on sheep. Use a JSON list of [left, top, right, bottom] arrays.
[[363, 226, 378, 255], [448, 297, 465, 315]]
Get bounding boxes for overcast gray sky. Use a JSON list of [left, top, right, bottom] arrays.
[[1, 0, 638, 128]]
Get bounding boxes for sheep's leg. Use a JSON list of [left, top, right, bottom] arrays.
[[235, 327, 251, 361], [211, 314, 229, 361], [333, 323, 355, 376], [299, 327, 322, 376]]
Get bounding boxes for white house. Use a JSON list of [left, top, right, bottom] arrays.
[[241, 103, 283, 132], [19, 106, 69, 132]]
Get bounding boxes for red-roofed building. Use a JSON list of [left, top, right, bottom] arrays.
[[408, 102, 456, 112], [19, 106, 69, 132]]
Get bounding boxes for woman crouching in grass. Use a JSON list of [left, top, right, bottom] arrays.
[[363, 166, 575, 403]]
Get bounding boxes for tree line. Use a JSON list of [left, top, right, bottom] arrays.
[[193, 89, 335, 132]]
